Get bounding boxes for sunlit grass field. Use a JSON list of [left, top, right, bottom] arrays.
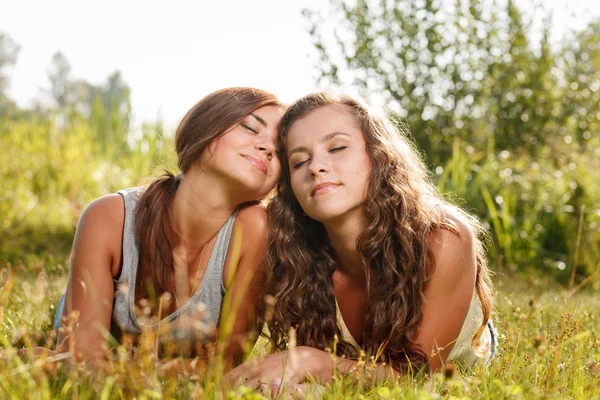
[[1, 117, 599, 398], [3, 2, 600, 396], [1, 263, 598, 399]]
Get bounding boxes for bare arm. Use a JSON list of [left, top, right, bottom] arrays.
[[414, 221, 477, 370], [218, 204, 269, 364], [55, 194, 124, 362]]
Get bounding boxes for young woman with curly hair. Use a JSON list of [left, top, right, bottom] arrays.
[[227, 92, 497, 391]]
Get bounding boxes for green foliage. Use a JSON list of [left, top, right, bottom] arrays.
[[435, 137, 600, 283], [1, 269, 599, 398], [305, 0, 600, 285], [304, 0, 592, 157], [0, 32, 172, 271], [0, 111, 175, 269], [0, 6, 599, 396]]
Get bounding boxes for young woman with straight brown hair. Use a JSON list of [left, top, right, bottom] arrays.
[[227, 92, 497, 391], [50, 87, 284, 363]]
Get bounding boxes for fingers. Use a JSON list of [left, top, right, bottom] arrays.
[[268, 378, 302, 398], [225, 352, 305, 395], [268, 377, 283, 398], [256, 378, 285, 397], [241, 373, 283, 394], [249, 376, 290, 397]]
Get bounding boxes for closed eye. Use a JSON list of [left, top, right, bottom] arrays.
[[241, 123, 258, 134], [330, 146, 347, 153], [292, 159, 309, 169]]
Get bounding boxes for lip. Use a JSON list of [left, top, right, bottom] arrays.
[[311, 182, 341, 196], [242, 155, 267, 174]]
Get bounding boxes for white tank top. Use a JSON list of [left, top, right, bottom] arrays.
[[250, 294, 495, 366], [335, 294, 494, 365]]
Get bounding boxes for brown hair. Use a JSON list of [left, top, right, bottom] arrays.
[[134, 87, 281, 299], [263, 92, 494, 369]]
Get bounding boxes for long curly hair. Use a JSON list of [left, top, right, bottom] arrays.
[[262, 92, 494, 369]]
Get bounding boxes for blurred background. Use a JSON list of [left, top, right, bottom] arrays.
[[1, 0, 599, 289]]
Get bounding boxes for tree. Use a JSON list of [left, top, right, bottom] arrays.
[[47, 51, 72, 109], [303, 1, 600, 280], [0, 32, 20, 115], [42, 52, 132, 157], [103, 70, 131, 142], [89, 70, 131, 155], [303, 0, 563, 163], [558, 20, 600, 152]]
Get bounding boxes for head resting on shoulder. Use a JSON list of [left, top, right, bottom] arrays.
[[174, 87, 281, 174], [136, 87, 283, 299]]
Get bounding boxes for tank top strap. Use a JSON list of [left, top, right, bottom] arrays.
[[117, 187, 143, 282], [113, 187, 144, 333], [207, 208, 239, 295]]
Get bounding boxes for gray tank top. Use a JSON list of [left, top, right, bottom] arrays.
[[111, 187, 237, 343]]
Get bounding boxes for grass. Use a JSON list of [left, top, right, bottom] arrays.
[[1, 115, 598, 398], [0, 263, 598, 399]]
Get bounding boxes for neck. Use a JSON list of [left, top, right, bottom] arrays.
[[323, 209, 368, 277], [171, 170, 238, 252]]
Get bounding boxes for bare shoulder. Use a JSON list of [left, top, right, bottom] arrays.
[[235, 202, 268, 238], [222, 203, 268, 290], [430, 205, 476, 249], [231, 203, 269, 268], [74, 194, 125, 276], [79, 193, 125, 231], [428, 207, 477, 286]]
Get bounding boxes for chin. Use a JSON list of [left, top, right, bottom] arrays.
[[306, 209, 345, 223], [306, 201, 364, 224], [234, 168, 265, 186], [235, 176, 273, 200]]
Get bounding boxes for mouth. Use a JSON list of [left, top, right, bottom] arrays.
[[242, 155, 267, 174], [311, 182, 341, 196]]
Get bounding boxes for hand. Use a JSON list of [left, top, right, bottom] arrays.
[[225, 346, 333, 395]]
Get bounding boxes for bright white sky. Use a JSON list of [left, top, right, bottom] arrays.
[[2, 0, 599, 130]]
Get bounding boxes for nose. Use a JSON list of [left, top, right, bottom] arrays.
[[308, 153, 330, 177], [255, 134, 277, 160]]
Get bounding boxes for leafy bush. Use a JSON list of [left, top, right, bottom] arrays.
[[0, 114, 175, 270]]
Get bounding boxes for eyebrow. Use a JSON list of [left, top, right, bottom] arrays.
[[250, 113, 268, 127], [288, 131, 351, 157]]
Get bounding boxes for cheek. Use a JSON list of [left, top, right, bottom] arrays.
[[214, 128, 246, 152], [270, 161, 282, 183], [205, 134, 232, 161]]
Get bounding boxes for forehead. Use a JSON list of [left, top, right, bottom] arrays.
[[252, 105, 284, 125], [251, 105, 284, 138], [286, 104, 361, 144]]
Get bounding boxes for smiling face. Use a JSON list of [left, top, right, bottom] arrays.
[[202, 105, 283, 200], [286, 104, 372, 224]]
